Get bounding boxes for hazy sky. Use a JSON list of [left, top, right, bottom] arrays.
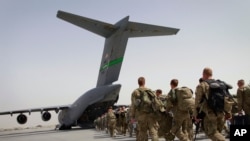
[[1, 0, 250, 129]]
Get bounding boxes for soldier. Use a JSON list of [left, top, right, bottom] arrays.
[[126, 106, 132, 137], [106, 106, 117, 137], [120, 106, 128, 136], [104, 113, 108, 133], [116, 106, 122, 134], [127, 105, 138, 137], [194, 67, 226, 141], [131, 76, 159, 141], [165, 79, 190, 141], [96, 116, 101, 131], [155, 89, 173, 141], [100, 114, 105, 131], [237, 79, 250, 124], [182, 104, 194, 141]]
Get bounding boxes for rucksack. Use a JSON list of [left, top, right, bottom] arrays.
[[176, 87, 195, 112], [136, 89, 165, 113], [204, 79, 233, 115]]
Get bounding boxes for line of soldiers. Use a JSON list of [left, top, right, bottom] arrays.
[[131, 76, 195, 141], [94, 67, 250, 141], [93, 105, 136, 138], [130, 67, 249, 141]]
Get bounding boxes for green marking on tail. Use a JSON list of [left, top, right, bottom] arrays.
[[100, 57, 123, 71]]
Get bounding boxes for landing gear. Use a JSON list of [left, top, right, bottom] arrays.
[[55, 124, 72, 130]]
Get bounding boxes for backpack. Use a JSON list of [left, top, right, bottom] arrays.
[[136, 89, 165, 113], [176, 87, 195, 112], [159, 95, 168, 107], [204, 79, 233, 115]]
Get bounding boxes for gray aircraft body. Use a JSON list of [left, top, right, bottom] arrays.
[[0, 10, 179, 130]]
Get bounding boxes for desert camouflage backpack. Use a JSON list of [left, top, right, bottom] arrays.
[[136, 89, 165, 113], [176, 87, 195, 112]]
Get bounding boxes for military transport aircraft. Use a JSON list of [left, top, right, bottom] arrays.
[[0, 10, 179, 130]]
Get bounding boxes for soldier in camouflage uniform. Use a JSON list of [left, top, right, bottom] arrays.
[[116, 107, 122, 134], [96, 116, 101, 131], [127, 105, 138, 137], [237, 79, 250, 125], [155, 89, 173, 141], [131, 76, 159, 141], [107, 106, 117, 137], [104, 113, 108, 133], [194, 67, 226, 141], [120, 106, 128, 136], [101, 114, 105, 131], [165, 79, 190, 141], [126, 106, 132, 137], [181, 102, 194, 141]]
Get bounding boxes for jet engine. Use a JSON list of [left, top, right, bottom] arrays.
[[17, 114, 27, 124], [42, 111, 51, 121]]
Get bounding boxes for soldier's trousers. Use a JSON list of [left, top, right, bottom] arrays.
[[203, 111, 225, 141], [137, 112, 159, 141], [108, 119, 116, 137], [170, 110, 190, 141], [157, 113, 173, 139], [182, 116, 193, 141], [120, 119, 128, 135]]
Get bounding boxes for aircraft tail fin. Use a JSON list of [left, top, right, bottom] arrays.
[[96, 16, 129, 87], [57, 10, 117, 38]]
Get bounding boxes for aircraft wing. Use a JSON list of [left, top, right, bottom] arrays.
[[0, 105, 70, 116]]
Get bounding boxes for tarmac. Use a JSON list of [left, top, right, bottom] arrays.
[[0, 126, 230, 141]]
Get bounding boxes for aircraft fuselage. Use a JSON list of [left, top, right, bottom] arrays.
[[58, 84, 121, 128]]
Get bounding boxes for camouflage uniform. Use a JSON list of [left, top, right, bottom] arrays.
[[126, 107, 133, 137], [127, 106, 138, 137], [100, 114, 105, 131], [195, 80, 225, 141], [96, 117, 101, 131], [181, 96, 194, 141], [107, 108, 117, 137], [116, 108, 122, 134], [166, 88, 190, 141], [119, 108, 128, 135], [131, 87, 159, 141], [156, 95, 173, 141], [237, 86, 250, 124], [182, 113, 194, 141]]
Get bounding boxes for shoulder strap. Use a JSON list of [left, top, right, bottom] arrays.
[[204, 79, 216, 85], [135, 88, 144, 98], [146, 89, 155, 98], [136, 89, 144, 99]]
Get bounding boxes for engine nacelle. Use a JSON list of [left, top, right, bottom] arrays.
[[42, 111, 51, 121], [17, 114, 27, 124]]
